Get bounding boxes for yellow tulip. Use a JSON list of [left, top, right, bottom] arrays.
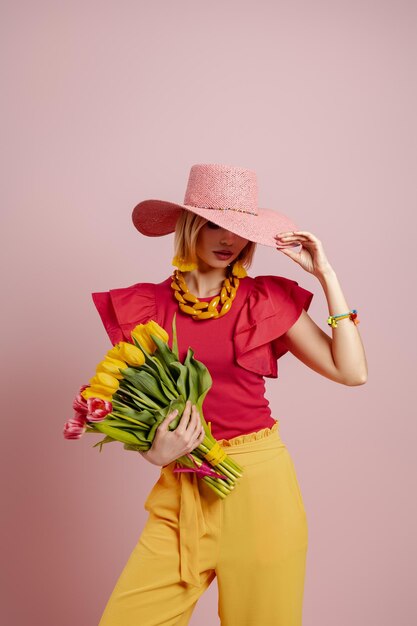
[[131, 320, 169, 354], [145, 320, 169, 343], [96, 356, 128, 379], [131, 324, 157, 354], [86, 382, 116, 399], [81, 386, 113, 402], [116, 342, 145, 367], [89, 371, 120, 394], [106, 344, 125, 361]]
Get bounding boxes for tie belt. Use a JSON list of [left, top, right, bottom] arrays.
[[166, 422, 282, 587], [177, 470, 208, 587]]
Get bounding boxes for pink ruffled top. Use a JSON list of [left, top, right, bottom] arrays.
[[91, 274, 314, 440]]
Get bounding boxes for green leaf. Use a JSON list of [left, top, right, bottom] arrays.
[[92, 421, 142, 445], [121, 368, 169, 404], [123, 442, 149, 452], [150, 334, 178, 368], [110, 411, 155, 430], [184, 347, 198, 404], [168, 361, 189, 399], [92, 435, 117, 452], [102, 418, 148, 433], [190, 352, 213, 406], [167, 396, 186, 423], [159, 378, 178, 401], [147, 413, 166, 441], [149, 356, 179, 395], [138, 355, 178, 398], [184, 347, 213, 413], [171, 312, 179, 359], [110, 403, 156, 425], [114, 386, 159, 411], [120, 379, 162, 410]]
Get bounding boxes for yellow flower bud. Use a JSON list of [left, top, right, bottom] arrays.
[[131, 320, 169, 354], [131, 324, 156, 354], [81, 386, 113, 402], [89, 371, 119, 394], [116, 342, 145, 367], [145, 320, 169, 343], [96, 356, 128, 379], [106, 344, 125, 361]]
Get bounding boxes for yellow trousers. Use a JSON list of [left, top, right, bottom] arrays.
[[98, 421, 308, 626]]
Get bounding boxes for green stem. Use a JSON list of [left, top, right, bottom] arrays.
[[203, 475, 231, 497], [195, 441, 243, 481], [202, 477, 227, 499]]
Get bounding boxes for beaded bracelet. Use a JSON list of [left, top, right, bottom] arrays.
[[327, 309, 359, 328]]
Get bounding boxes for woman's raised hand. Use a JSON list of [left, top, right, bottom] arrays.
[[140, 400, 205, 467], [275, 230, 334, 279]]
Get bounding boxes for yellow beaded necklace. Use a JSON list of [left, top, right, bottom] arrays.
[[170, 261, 247, 320]]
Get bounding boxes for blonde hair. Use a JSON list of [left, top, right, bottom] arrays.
[[173, 210, 256, 270]]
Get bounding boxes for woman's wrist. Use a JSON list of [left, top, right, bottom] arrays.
[[316, 265, 337, 285], [140, 449, 163, 466]]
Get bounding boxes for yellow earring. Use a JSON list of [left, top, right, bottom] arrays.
[[172, 255, 198, 272], [231, 259, 247, 278]]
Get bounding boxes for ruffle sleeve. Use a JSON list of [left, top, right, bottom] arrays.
[[233, 275, 314, 378], [91, 282, 157, 346]]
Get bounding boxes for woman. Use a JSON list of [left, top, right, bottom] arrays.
[[93, 163, 367, 626]]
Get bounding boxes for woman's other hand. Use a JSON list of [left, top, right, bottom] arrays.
[[275, 230, 334, 279], [140, 400, 205, 466]]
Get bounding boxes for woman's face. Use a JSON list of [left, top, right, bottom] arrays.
[[195, 221, 249, 269]]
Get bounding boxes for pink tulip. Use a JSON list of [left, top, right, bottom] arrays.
[[63, 412, 87, 440], [72, 384, 90, 415], [86, 397, 113, 422]]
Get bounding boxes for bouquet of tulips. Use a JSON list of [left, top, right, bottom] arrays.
[[64, 314, 243, 499]]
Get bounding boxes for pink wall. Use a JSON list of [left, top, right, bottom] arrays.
[[2, 1, 416, 624]]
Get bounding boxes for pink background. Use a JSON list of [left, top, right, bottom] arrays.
[[2, 1, 416, 624]]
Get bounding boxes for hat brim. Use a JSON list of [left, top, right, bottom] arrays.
[[132, 199, 301, 248]]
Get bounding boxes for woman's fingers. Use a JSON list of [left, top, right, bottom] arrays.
[[172, 401, 205, 450], [176, 400, 192, 434], [191, 404, 203, 434], [191, 429, 205, 450], [275, 231, 320, 245], [177, 400, 201, 429], [190, 411, 205, 449], [275, 234, 308, 241], [185, 403, 199, 433], [187, 405, 204, 446]]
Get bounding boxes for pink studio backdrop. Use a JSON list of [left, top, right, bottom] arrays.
[[2, 1, 416, 625]]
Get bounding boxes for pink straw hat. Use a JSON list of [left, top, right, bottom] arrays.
[[132, 163, 301, 248]]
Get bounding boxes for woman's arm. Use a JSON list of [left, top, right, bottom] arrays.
[[279, 268, 368, 386]]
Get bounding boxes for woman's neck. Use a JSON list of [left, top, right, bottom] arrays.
[[181, 267, 228, 298]]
